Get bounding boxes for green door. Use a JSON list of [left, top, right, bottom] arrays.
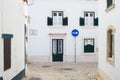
[[52, 39, 63, 62]]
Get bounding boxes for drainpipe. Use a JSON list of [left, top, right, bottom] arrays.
[[23, 1, 28, 78]]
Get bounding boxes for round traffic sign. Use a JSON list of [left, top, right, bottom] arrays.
[[71, 29, 79, 37]]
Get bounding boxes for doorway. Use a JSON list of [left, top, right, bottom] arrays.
[[52, 39, 63, 62]]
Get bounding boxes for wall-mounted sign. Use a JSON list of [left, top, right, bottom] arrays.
[[29, 29, 37, 36]]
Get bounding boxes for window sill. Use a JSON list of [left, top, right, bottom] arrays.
[[81, 26, 98, 29], [48, 26, 67, 28], [82, 52, 96, 56], [105, 4, 115, 12], [107, 58, 114, 67]]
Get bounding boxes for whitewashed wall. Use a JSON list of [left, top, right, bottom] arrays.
[[0, 0, 3, 77], [0, 0, 25, 79], [28, 0, 98, 63], [98, 0, 120, 79]]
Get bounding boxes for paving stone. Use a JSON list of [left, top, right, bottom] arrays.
[[22, 62, 103, 80], [29, 78, 41, 80]]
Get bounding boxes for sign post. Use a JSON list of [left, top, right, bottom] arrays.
[[71, 29, 79, 63]]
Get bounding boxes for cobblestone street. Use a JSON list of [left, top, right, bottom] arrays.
[[22, 62, 102, 80]]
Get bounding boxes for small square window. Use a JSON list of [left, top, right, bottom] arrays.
[[54, 13, 57, 16], [85, 13, 88, 17], [59, 13, 62, 16], [90, 13, 93, 17]]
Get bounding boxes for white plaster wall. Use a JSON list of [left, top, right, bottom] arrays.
[[28, 0, 98, 62], [1, 0, 25, 79], [98, 0, 120, 79], [0, 0, 3, 77]]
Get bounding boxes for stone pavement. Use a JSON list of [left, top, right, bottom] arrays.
[[22, 62, 103, 80]]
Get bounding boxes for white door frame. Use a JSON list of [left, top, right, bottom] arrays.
[[49, 34, 66, 62]]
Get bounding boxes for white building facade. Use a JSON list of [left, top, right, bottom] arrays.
[[0, 0, 26, 80], [28, 0, 99, 63], [98, 0, 120, 80]]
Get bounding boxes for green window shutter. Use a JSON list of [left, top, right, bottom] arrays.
[[80, 17, 84, 26], [47, 17, 53, 26], [63, 17, 68, 26], [94, 18, 98, 26]]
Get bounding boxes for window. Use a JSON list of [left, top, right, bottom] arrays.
[[107, 0, 112, 8], [47, 11, 68, 26], [84, 38, 94, 53], [2, 34, 13, 71], [80, 11, 98, 26], [106, 0, 115, 12], [107, 27, 115, 65], [52, 39, 63, 54], [53, 11, 63, 26], [52, 39, 63, 62], [84, 12, 94, 26], [85, 13, 88, 17], [58, 40, 63, 53]]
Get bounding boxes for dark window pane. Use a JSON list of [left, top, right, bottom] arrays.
[[107, 29, 114, 58], [59, 13, 62, 16], [85, 13, 88, 17], [54, 13, 57, 16], [90, 13, 93, 17], [110, 34, 113, 57], [107, 0, 112, 8]]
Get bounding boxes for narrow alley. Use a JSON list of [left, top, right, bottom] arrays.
[[22, 62, 101, 80]]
